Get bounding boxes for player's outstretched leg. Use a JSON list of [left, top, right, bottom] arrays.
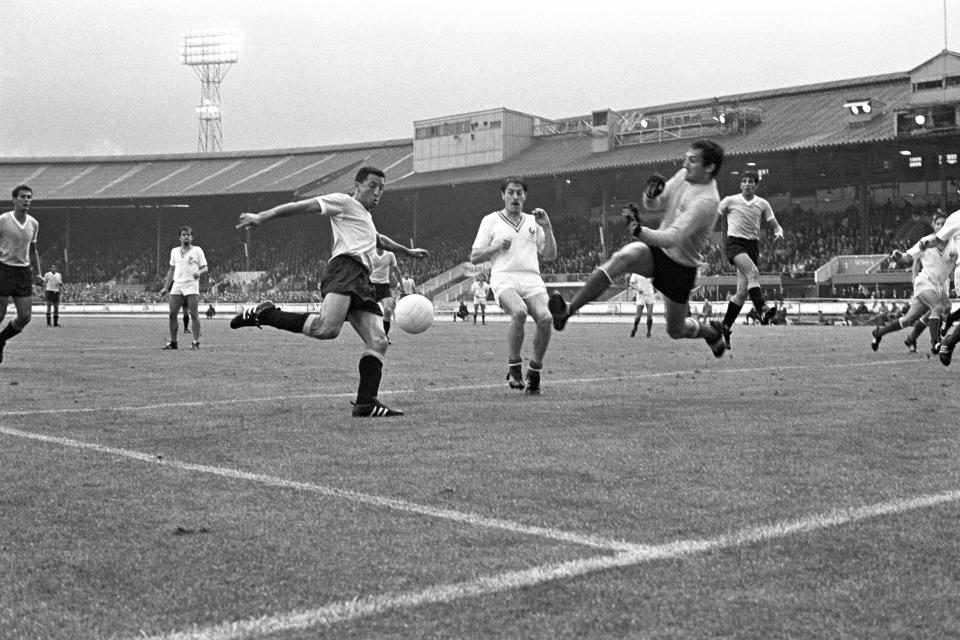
[[230, 301, 277, 329]]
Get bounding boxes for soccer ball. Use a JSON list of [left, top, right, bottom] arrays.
[[394, 294, 434, 334]]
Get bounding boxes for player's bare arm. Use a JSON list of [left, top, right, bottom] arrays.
[[377, 234, 429, 260], [236, 198, 321, 230], [532, 208, 558, 262], [470, 239, 510, 264]]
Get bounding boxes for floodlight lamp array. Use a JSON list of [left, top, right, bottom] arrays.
[[180, 29, 239, 65]]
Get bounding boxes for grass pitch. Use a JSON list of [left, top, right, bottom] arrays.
[[1, 316, 959, 639]]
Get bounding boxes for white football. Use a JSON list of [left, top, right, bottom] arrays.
[[394, 294, 434, 334]]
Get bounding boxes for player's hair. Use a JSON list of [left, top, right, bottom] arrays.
[[355, 166, 385, 183], [179, 225, 193, 235], [622, 202, 639, 215], [691, 139, 724, 178], [12, 184, 31, 199], [933, 212, 947, 224], [500, 177, 528, 193], [741, 170, 760, 184]]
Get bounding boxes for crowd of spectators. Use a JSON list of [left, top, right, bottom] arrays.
[[35, 199, 950, 304]]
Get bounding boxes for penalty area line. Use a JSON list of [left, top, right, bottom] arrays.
[[132, 488, 960, 640], [0, 425, 639, 553]]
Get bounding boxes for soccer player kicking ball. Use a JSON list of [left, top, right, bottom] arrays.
[[549, 140, 727, 358], [230, 166, 428, 417]]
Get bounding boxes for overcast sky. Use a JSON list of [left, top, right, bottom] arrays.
[[1, 0, 956, 158]]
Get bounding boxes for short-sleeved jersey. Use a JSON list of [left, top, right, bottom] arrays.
[[315, 192, 378, 273], [369, 249, 398, 285], [719, 193, 775, 240], [642, 169, 720, 268], [936, 208, 960, 243], [43, 271, 62, 292], [169, 245, 207, 284], [401, 276, 415, 294], [906, 236, 960, 293], [0, 210, 39, 267], [470, 280, 490, 303], [628, 273, 655, 296], [472, 210, 546, 276]]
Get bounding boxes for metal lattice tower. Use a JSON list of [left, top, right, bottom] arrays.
[[180, 29, 238, 153]]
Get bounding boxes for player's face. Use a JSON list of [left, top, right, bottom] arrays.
[[501, 183, 526, 214], [682, 149, 713, 185], [355, 175, 385, 209], [934, 217, 946, 232], [13, 189, 32, 213], [740, 177, 757, 197], [179, 230, 192, 245]]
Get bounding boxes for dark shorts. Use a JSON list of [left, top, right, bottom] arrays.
[[650, 246, 698, 304], [320, 255, 383, 317], [44, 290, 61, 304], [725, 236, 759, 266], [372, 282, 394, 302], [0, 263, 34, 298]]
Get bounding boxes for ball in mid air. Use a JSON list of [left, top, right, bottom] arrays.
[[394, 293, 434, 334]]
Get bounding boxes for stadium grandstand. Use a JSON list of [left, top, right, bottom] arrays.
[[2, 50, 959, 311]]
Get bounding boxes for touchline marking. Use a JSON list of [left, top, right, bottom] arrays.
[[0, 425, 638, 553], [0, 358, 910, 418], [132, 489, 960, 640]]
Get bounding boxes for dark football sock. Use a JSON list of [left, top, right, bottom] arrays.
[[357, 354, 383, 405]]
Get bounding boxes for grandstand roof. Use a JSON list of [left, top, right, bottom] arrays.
[[0, 67, 924, 202]]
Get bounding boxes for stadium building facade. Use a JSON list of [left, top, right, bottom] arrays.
[[2, 50, 959, 301]]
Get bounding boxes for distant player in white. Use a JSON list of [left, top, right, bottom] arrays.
[[159, 226, 207, 350], [42, 264, 63, 327], [399, 274, 416, 296], [470, 176, 557, 394], [369, 247, 402, 339], [871, 212, 956, 356], [628, 272, 656, 338], [717, 170, 784, 348], [470, 274, 490, 325]]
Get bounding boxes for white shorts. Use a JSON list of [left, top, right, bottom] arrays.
[[171, 280, 200, 297], [490, 272, 547, 302], [635, 292, 656, 306]]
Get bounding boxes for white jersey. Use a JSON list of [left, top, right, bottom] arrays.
[[470, 280, 490, 303], [473, 210, 546, 277], [315, 192, 379, 272], [718, 193, 775, 240], [169, 245, 207, 284], [369, 249, 398, 285], [43, 271, 62, 292], [0, 210, 39, 267], [906, 237, 959, 295], [628, 273, 655, 296]]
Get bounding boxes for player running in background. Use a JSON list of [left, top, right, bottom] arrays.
[[871, 213, 955, 354], [0, 184, 43, 363], [369, 246, 402, 340], [231, 166, 429, 417], [470, 273, 490, 325], [159, 226, 207, 350], [628, 271, 656, 338], [717, 170, 784, 348], [470, 177, 557, 394], [549, 140, 727, 358]]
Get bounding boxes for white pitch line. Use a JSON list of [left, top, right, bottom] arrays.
[[132, 489, 960, 640], [0, 358, 912, 418], [0, 425, 639, 553]]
